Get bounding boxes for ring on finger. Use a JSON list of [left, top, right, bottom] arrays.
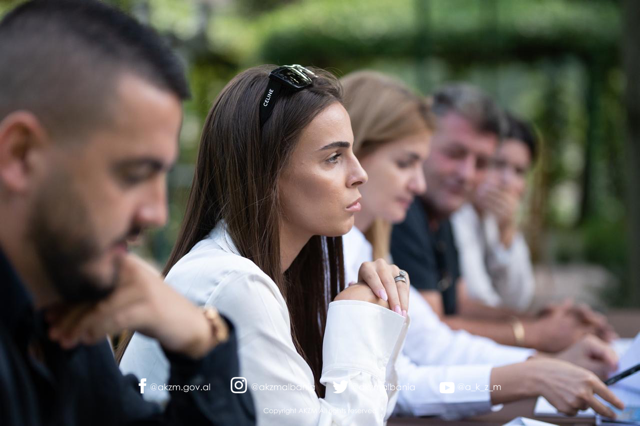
[[394, 269, 408, 283]]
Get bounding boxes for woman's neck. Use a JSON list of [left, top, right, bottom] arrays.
[[279, 224, 311, 272]]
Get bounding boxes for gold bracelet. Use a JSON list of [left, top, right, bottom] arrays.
[[202, 307, 229, 346], [509, 316, 526, 347]]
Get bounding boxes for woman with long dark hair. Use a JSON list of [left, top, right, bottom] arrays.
[[119, 65, 410, 425]]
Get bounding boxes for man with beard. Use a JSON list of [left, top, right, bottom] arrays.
[[0, 1, 254, 425]]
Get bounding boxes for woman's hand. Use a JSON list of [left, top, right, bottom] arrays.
[[528, 358, 624, 418], [540, 300, 618, 342], [336, 259, 409, 317], [554, 335, 618, 379], [334, 283, 390, 309], [475, 181, 519, 246], [526, 304, 594, 352], [46, 254, 222, 359], [491, 359, 624, 419]]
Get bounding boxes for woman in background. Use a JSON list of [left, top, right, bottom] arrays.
[[451, 112, 538, 311]]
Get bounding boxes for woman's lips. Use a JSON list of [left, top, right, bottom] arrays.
[[346, 198, 362, 212], [397, 198, 413, 210]]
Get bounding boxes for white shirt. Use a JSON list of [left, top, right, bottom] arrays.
[[342, 227, 534, 420], [451, 204, 535, 311], [120, 223, 408, 426]]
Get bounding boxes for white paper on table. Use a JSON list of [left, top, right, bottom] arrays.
[[503, 416, 558, 426], [613, 339, 634, 358], [534, 396, 595, 418], [597, 334, 640, 426], [610, 333, 640, 405]]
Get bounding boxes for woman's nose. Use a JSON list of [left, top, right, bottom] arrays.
[[348, 156, 368, 187]]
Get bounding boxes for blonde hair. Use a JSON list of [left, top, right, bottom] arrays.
[[341, 71, 432, 259]]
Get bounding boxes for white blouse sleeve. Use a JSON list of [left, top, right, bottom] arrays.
[[213, 273, 408, 426], [395, 353, 494, 420], [403, 286, 534, 368], [395, 287, 534, 419]]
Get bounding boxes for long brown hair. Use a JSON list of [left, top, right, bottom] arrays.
[[117, 65, 344, 397], [341, 71, 432, 259]]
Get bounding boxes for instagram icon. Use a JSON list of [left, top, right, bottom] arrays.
[[231, 377, 247, 394]]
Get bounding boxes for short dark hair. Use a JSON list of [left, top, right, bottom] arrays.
[[430, 83, 505, 139], [0, 0, 190, 139], [504, 112, 538, 162]]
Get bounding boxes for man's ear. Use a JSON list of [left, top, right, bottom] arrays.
[[0, 111, 50, 194]]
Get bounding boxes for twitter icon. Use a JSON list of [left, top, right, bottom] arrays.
[[332, 380, 348, 394]]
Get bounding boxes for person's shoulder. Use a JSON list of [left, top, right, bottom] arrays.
[[166, 236, 268, 288], [166, 236, 287, 320]]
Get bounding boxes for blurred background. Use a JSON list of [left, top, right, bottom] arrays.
[[1, 0, 638, 309]]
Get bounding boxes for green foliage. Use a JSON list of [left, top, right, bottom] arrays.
[[201, 0, 621, 65], [0, 0, 25, 15], [147, 0, 201, 40], [582, 216, 630, 306]]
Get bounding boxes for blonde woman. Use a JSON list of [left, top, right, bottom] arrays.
[[340, 71, 623, 420]]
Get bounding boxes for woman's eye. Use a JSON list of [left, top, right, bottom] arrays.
[[396, 161, 411, 169], [327, 153, 342, 164]]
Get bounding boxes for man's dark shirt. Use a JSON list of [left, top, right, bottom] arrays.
[[391, 199, 461, 315], [0, 248, 255, 426]]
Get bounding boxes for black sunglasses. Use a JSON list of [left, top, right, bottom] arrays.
[[259, 64, 317, 128]]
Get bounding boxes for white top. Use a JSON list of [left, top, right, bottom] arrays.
[[342, 227, 534, 420], [120, 222, 409, 426], [451, 203, 535, 311]]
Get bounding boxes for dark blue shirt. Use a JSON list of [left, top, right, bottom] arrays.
[[390, 199, 461, 315], [0, 247, 255, 426]]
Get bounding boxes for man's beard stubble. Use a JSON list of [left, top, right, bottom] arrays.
[[27, 173, 118, 304]]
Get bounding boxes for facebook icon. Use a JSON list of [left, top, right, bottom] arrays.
[[139, 378, 147, 394]]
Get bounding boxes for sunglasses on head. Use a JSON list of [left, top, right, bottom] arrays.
[[259, 64, 317, 128]]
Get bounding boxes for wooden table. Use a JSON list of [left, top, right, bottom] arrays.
[[389, 399, 594, 425], [388, 309, 640, 426]]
